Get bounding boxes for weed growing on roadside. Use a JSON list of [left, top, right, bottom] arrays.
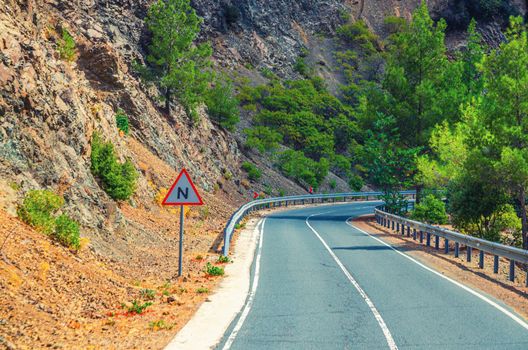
[[196, 287, 209, 294], [140, 289, 156, 300], [124, 300, 152, 315], [217, 255, 230, 263], [205, 262, 224, 276], [149, 319, 174, 331]]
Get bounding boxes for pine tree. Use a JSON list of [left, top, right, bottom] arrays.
[[476, 17, 528, 249], [145, 0, 212, 120]]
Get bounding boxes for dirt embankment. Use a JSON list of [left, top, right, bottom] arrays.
[[353, 216, 528, 320]]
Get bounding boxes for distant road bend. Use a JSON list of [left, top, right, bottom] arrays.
[[217, 202, 528, 350]]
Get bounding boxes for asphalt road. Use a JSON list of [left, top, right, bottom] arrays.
[[217, 202, 528, 350]]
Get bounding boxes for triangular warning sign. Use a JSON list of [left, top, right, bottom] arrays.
[[162, 169, 204, 206]]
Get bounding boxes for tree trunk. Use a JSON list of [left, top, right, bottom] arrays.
[[415, 183, 423, 205], [520, 187, 528, 250], [165, 88, 171, 113]]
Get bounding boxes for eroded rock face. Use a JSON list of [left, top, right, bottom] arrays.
[[192, 0, 353, 76], [0, 0, 241, 257]]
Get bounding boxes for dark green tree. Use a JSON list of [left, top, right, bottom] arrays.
[[145, 0, 212, 119], [473, 17, 528, 248]]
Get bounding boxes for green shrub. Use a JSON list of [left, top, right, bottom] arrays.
[[264, 184, 273, 195], [115, 109, 130, 135], [278, 188, 286, 197], [17, 190, 64, 234], [90, 133, 138, 201], [196, 287, 209, 294], [217, 255, 230, 263], [205, 262, 224, 276], [348, 175, 364, 191], [260, 67, 275, 79], [277, 150, 328, 189], [58, 28, 76, 61], [17, 190, 81, 250], [205, 80, 240, 131], [294, 57, 312, 78], [125, 300, 152, 314], [140, 289, 156, 300], [329, 179, 337, 190], [244, 126, 283, 154], [54, 214, 80, 250], [411, 194, 448, 225], [241, 161, 262, 181]]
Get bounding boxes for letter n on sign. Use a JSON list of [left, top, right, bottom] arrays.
[[162, 169, 204, 206]]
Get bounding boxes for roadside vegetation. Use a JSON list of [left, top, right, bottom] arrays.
[[239, 3, 528, 249], [17, 190, 81, 250], [90, 133, 138, 201]]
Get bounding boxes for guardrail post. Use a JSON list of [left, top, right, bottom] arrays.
[[526, 266, 528, 287], [455, 242, 459, 258], [479, 250, 484, 269], [407, 226, 410, 237], [413, 228, 417, 240], [435, 235, 440, 250], [509, 260, 515, 282], [391, 220, 394, 230], [493, 255, 499, 273], [444, 238, 449, 254], [466, 246, 472, 262], [396, 222, 400, 232], [426, 232, 431, 247], [420, 230, 424, 243]]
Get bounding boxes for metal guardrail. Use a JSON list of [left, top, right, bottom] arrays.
[[222, 191, 416, 255], [375, 206, 528, 286]]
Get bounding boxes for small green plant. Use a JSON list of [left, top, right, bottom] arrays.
[[126, 300, 152, 314], [329, 179, 337, 190], [234, 222, 246, 230], [91, 133, 138, 201], [205, 262, 224, 276], [294, 57, 312, 78], [196, 287, 209, 294], [8, 182, 20, 191], [57, 27, 76, 61], [241, 161, 262, 181], [278, 188, 286, 197], [260, 67, 275, 79], [162, 290, 170, 296], [264, 184, 273, 196], [140, 289, 156, 300], [223, 169, 233, 181], [195, 254, 204, 260], [17, 190, 64, 234], [149, 319, 174, 331], [217, 255, 230, 263], [54, 214, 80, 250], [115, 109, 130, 135]]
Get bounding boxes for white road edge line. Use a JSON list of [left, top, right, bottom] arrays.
[[222, 218, 266, 350], [306, 212, 399, 350], [346, 219, 528, 331]]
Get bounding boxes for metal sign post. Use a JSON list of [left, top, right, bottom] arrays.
[[162, 169, 204, 277]]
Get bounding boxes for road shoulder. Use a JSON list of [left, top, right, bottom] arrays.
[[165, 218, 262, 350]]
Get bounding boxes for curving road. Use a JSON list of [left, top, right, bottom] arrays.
[[216, 202, 528, 350]]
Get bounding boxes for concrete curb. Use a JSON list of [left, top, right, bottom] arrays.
[[164, 218, 262, 350]]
